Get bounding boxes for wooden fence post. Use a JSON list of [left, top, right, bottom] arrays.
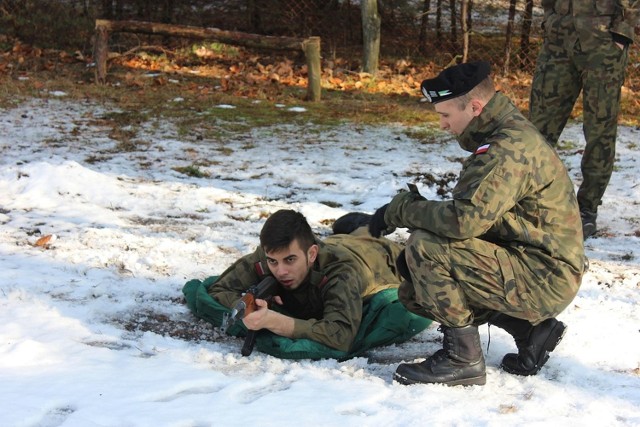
[[94, 21, 110, 84], [303, 37, 321, 102]]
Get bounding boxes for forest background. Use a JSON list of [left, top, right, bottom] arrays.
[[1, 4, 639, 425], [1, 0, 639, 126]]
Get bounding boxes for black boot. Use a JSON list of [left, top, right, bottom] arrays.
[[332, 212, 372, 235], [394, 325, 486, 386], [580, 208, 597, 240], [489, 313, 566, 376]]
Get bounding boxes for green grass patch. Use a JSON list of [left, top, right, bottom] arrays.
[[172, 165, 210, 178]]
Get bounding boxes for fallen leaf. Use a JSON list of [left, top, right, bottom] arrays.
[[498, 404, 518, 414], [34, 234, 57, 248]]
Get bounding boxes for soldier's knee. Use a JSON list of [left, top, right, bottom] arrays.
[[406, 229, 449, 265]]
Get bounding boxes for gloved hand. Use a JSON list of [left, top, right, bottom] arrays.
[[368, 204, 389, 238]]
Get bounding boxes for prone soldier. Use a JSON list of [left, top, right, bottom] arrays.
[[195, 209, 430, 358]]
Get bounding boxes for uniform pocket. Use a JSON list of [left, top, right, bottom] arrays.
[[495, 247, 527, 311]]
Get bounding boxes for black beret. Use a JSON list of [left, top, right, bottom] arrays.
[[420, 61, 491, 104]]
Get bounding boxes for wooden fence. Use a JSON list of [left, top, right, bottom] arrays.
[[93, 19, 322, 101]]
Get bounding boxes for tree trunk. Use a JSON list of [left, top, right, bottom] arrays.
[[436, 0, 442, 42], [461, 0, 469, 62], [503, 0, 517, 73], [449, 0, 457, 51], [467, 0, 473, 36], [115, 0, 124, 20], [161, 0, 174, 24], [419, 0, 431, 54], [101, 0, 112, 19], [361, 0, 380, 75], [520, 0, 534, 68], [247, 0, 262, 33]]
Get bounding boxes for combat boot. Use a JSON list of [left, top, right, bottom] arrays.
[[580, 208, 597, 240], [489, 313, 566, 376], [394, 325, 486, 386], [332, 212, 372, 235]]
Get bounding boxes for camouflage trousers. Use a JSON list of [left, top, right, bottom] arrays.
[[398, 230, 579, 328], [529, 36, 629, 213]]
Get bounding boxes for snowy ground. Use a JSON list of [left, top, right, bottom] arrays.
[[0, 96, 639, 427]]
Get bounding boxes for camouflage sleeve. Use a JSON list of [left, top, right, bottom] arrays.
[[291, 268, 363, 352], [385, 151, 523, 239], [611, 0, 640, 43], [206, 247, 263, 308]]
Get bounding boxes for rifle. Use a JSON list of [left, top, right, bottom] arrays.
[[221, 276, 279, 356]]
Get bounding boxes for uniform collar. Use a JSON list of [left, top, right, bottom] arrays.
[[456, 92, 515, 153]]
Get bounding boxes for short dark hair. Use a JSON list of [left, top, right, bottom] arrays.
[[260, 209, 315, 253]]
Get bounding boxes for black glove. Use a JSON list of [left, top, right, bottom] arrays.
[[368, 204, 389, 238]]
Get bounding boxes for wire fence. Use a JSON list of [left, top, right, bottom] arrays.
[[237, 0, 638, 87], [1, 0, 638, 89]]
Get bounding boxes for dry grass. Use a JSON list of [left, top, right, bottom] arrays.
[[1, 35, 638, 130]]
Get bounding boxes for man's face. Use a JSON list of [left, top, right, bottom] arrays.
[[434, 98, 478, 135], [265, 239, 318, 291]]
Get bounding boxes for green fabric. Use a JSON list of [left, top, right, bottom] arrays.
[[182, 276, 247, 337], [182, 277, 432, 360]]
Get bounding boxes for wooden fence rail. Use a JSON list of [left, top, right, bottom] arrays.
[[93, 19, 322, 101]]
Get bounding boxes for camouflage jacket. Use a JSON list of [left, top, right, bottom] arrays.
[[384, 92, 585, 277], [542, 0, 640, 50], [208, 234, 402, 352]]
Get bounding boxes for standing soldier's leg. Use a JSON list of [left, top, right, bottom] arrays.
[[529, 39, 582, 145], [576, 42, 628, 235]]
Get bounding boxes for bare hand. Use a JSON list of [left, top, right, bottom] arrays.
[[242, 298, 269, 330]]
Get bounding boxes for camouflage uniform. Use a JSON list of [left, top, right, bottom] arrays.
[[384, 92, 586, 328], [209, 234, 403, 352], [529, 0, 639, 213]]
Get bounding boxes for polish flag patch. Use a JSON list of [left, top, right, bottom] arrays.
[[475, 144, 491, 154]]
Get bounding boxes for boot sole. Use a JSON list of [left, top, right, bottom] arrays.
[[393, 372, 486, 387]]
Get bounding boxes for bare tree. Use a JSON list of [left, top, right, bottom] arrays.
[[449, 0, 457, 50], [161, 0, 174, 24], [503, 0, 517, 73], [101, 0, 112, 18], [247, 0, 262, 33], [418, 0, 431, 54], [436, 0, 442, 42], [461, 0, 469, 62]]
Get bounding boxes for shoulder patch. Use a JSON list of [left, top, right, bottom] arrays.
[[317, 275, 329, 289], [475, 143, 491, 155], [254, 261, 266, 277]]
